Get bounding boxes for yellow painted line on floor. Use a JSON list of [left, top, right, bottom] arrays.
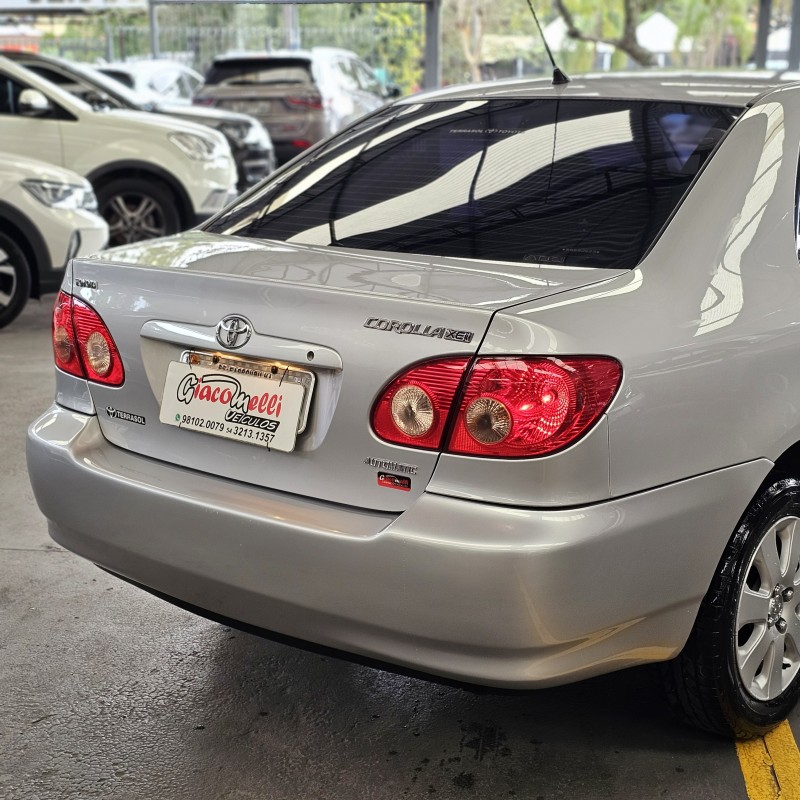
[[737, 721, 800, 799]]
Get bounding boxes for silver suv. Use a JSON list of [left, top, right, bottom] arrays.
[[194, 47, 393, 164]]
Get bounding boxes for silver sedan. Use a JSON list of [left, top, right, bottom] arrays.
[[27, 72, 800, 738]]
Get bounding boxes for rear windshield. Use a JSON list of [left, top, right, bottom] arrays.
[[205, 58, 313, 87], [207, 98, 740, 269]]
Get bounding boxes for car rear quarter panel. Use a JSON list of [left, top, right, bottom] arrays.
[[439, 94, 800, 504]]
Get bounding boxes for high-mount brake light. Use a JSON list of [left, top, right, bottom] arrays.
[[448, 357, 621, 458], [51, 291, 125, 386], [371, 357, 471, 449]]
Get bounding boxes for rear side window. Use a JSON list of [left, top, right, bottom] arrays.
[[208, 98, 739, 269], [101, 69, 134, 89], [205, 58, 312, 87]]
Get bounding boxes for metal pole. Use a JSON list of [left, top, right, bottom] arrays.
[[755, 0, 771, 68], [789, 0, 800, 69], [282, 4, 300, 49], [105, 16, 113, 61], [423, 0, 441, 90], [148, 0, 160, 58]]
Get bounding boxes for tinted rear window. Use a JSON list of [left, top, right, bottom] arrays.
[[208, 98, 740, 268], [205, 58, 312, 86]]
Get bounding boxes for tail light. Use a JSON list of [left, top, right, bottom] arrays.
[[371, 356, 620, 459], [371, 357, 471, 450], [448, 357, 621, 458], [193, 97, 217, 107], [286, 95, 323, 110], [52, 291, 124, 386]]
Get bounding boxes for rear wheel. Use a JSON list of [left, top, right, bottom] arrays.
[[97, 177, 180, 246], [0, 231, 32, 329], [663, 478, 800, 737]]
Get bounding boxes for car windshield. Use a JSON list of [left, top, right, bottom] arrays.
[[206, 58, 313, 86], [207, 97, 741, 269], [69, 62, 156, 109]]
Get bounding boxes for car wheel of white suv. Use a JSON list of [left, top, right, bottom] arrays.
[[97, 177, 179, 246], [663, 478, 800, 738], [0, 230, 31, 329]]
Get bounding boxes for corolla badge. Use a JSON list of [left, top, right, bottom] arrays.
[[216, 315, 253, 350]]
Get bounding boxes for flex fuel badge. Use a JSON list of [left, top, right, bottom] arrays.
[[378, 473, 412, 491], [364, 456, 417, 491]]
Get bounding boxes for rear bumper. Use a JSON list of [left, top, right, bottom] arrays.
[[27, 405, 771, 688]]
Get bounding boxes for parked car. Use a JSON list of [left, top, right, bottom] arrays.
[[0, 56, 237, 247], [0, 152, 107, 328], [194, 47, 394, 164], [2, 51, 275, 192], [29, 73, 800, 739], [97, 59, 203, 106]]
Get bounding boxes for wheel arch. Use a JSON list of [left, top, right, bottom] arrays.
[[763, 440, 800, 484], [0, 202, 48, 298], [86, 161, 194, 230]]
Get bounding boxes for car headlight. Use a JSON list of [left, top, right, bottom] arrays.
[[22, 179, 98, 212], [168, 131, 224, 161]]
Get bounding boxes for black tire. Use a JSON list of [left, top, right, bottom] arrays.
[[96, 177, 180, 247], [663, 478, 800, 738], [0, 230, 32, 329]]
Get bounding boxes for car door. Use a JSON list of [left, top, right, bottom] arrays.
[[0, 69, 65, 166]]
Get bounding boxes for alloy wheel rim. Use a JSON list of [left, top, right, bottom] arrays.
[[736, 515, 800, 701], [0, 248, 19, 310], [104, 193, 167, 245]]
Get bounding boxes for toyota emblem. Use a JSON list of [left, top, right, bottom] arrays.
[[215, 315, 253, 350]]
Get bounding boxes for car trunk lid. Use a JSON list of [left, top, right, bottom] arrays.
[[71, 232, 624, 512]]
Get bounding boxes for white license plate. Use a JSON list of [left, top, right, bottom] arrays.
[[159, 360, 307, 452]]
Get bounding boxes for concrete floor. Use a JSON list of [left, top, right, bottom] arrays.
[[0, 297, 760, 799]]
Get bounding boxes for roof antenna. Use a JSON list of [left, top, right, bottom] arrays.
[[525, 0, 571, 85]]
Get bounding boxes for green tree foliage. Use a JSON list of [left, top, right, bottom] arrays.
[[673, 0, 751, 67], [552, 0, 755, 68]]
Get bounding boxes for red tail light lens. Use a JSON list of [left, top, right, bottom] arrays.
[[371, 356, 621, 458], [371, 358, 471, 449], [193, 97, 217, 107], [52, 292, 81, 377], [448, 357, 621, 458], [286, 95, 323, 110], [52, 291, 125, 386]]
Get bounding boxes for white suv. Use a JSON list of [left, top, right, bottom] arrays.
[[0, 56, 237, 247], [0, 152, 108, 328]]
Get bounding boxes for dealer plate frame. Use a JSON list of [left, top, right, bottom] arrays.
[[180, 349, 316, 435]]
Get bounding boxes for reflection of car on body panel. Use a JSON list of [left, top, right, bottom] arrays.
[[0, 56, 237, 247], [1, 51, 275, 192], [0, 152, 107, 328], [31, 73, 800, 740], [194, 47, 395, 164]]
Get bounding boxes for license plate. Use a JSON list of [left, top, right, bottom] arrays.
[[225, 99, 271, 115], [159, 357, 310, 452]]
